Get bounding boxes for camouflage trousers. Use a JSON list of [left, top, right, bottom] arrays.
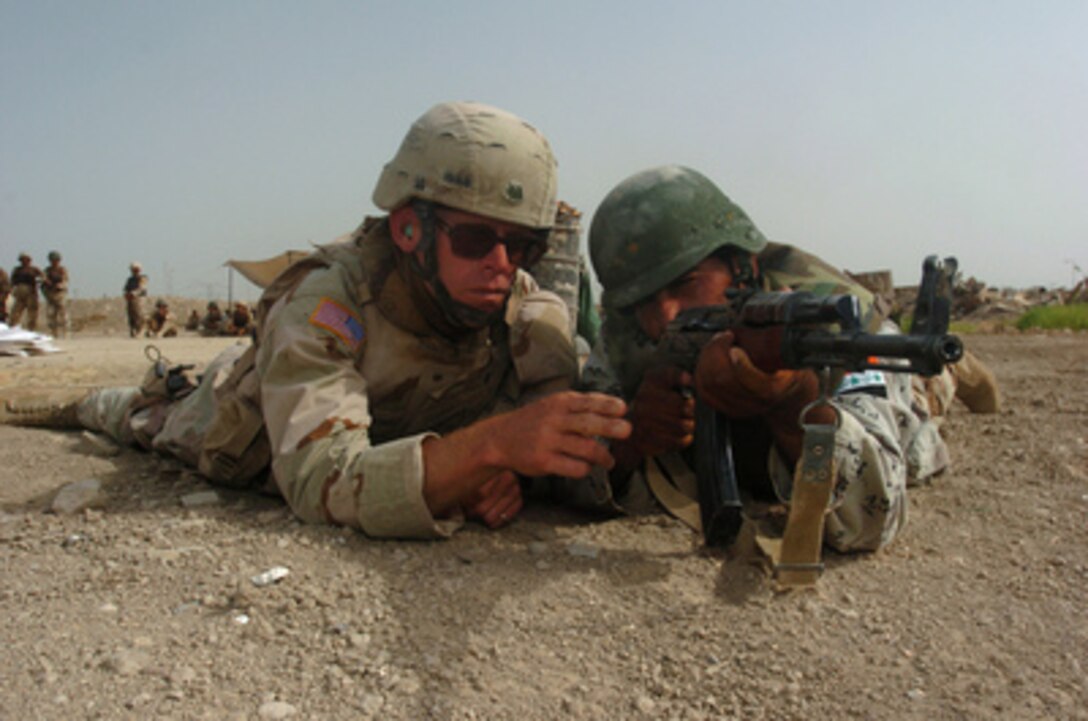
[[126, 296, 144, 337], [76, 344, 249, 464], [44, 290, 68, 338], [10, 285, 39, 330]]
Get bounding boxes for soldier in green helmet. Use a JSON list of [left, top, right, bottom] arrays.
[[577, 165, 956, 552]]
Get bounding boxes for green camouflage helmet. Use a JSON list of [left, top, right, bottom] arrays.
[[590, 166, 767, 309], [372, 101, 558, 229]]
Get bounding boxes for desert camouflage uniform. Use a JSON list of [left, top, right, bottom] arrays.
[[0, 268, 10, 323], [77, 219, 575, 540], [145, 308, 178, 338], [124, 273, 148, 337], [76, 345, 245, 458], [256, 220, 574, 538], [200, 307, 225, 336], [10, 264, 43, 330], [225, 304, 254, 336], [41, 264, 70, 337], [576, 242, 951, 552]]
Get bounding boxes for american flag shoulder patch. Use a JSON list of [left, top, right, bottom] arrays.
[[308, 297, 365, 352]]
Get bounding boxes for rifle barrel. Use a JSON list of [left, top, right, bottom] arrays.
[[786, 330, 964, 375]]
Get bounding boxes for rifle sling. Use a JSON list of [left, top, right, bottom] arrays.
[[647, 422, 836, 591], [645, 453, 702, 533], [757, 421, 837, 589]]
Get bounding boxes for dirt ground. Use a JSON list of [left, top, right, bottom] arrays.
[[0, 324, 1085, 720]]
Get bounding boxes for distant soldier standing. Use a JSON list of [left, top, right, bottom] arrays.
[[123, 262, 148, 337], [10, 253, 43, 330], [41, 251, 70, 338], [0, 267, 10, 324]]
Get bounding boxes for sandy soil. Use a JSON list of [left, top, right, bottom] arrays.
[[1, 328, 1086, 721]]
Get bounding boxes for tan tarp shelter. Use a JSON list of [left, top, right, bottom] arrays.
[[225, 250, 309, 290]]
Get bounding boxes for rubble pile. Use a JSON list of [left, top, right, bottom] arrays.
[[848, 268, 1087, 328]]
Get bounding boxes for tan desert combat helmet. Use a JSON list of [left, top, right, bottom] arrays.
[[372, 101, 558, 229], [590, 165, 767, 310]]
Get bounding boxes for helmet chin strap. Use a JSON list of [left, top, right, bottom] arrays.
[[409, 200, 504, 332]]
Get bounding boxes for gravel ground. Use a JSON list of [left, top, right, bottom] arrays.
[[1, 324, 1085, 721]]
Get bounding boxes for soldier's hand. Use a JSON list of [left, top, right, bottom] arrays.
[[694, 330, 818, 420], [625, 366, 696, 458], [497, 391, 630, 479], [463, 470, 523, 529]]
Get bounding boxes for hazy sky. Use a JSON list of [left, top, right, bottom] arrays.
[[2, 0, 1085, 300]]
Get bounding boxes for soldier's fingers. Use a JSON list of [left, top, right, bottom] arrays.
[[480, 483, 523, 527], [563, 391, 628, 417], [543, 453, 602, 480], [470, 473, 520, 519], [474, 474, 501, 499], [564, 412, 631, 441], [554, 435, 616, 472], [728, 346, 778, 399], [483, 494, 523, 528]]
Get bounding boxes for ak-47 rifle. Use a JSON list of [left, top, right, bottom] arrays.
[[655, 255, 964, 547]]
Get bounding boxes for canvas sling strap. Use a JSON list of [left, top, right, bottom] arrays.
[[756, 393, 840, 590], [645, 373, 840, 590], [645, 451, 703, 534]]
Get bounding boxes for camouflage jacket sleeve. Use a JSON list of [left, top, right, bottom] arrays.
[[256, 263, 460, 541]]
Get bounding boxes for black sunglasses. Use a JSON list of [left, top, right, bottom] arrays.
[[433, 215, 549, 268]]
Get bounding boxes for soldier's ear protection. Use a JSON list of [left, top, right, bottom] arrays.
[[390, 204, 423, 253]]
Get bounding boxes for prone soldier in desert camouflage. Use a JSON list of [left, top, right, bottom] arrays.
[[4, 101, 632, 539]]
